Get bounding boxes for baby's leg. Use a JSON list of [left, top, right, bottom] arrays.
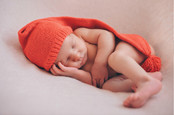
[[108, 41, 162, 108], [102, 72, 162, 92], [103, 76, 133, 92]]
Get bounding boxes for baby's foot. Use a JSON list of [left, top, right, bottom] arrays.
[[123, 77, 162, 108], [131, 72, 162, 92]]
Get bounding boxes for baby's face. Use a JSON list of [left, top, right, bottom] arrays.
[[55, 33, 87, 68]]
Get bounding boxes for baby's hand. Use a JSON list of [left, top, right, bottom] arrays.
[[50, 62, 92, 85], [50, 62, 78, 77], [91, 63, 108, 88]]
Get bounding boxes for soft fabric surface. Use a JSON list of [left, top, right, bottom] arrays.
[[0, 0, 173, 115]]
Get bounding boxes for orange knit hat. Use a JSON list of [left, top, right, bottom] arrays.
[[18, 19, 73, 71], [18, 16, 161, 72]]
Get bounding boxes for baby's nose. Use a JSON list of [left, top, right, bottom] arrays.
[[72, 53, 81, 61]]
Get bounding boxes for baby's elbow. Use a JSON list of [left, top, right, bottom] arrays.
[[101, 30, 114, 38]]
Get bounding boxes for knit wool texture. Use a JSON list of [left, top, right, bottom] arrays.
[[18, 20, 73, 71], [18, 16, 161, 72]]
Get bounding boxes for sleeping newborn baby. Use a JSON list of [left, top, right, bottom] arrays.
[[18, 17, 162, 108]]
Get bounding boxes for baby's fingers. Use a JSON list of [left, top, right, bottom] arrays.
[[58, 62, 67, 71], [58, 62, 77, 72], [50, 68, 56, 75], [92, 78, 97, 87], [51, 64, 64, 75], [104, 76, 108, 81], [99, 79, 104, 88]]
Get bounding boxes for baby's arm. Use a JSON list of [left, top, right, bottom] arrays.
[[50, 62, 92, 85], [74, 28, 115, 87]]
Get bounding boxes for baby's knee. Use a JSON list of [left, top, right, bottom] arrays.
[[108, 51, 126, 67]]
